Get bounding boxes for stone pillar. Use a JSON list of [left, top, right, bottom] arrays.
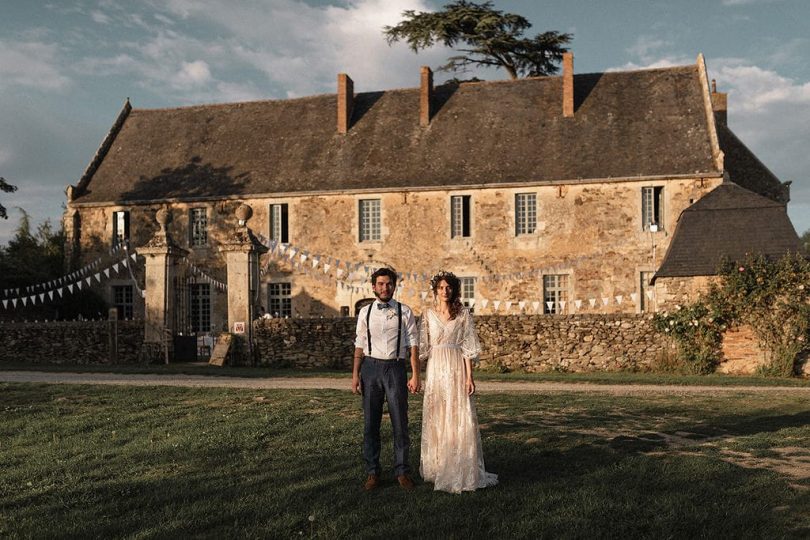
[[138, 208, 188, 362], [219, 203, 268, 364]]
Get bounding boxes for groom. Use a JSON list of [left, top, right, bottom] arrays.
[[352, 267, 420, 491]]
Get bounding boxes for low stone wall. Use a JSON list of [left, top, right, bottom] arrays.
[[0, 320, 144, 364], [254, 314, 668, 372]]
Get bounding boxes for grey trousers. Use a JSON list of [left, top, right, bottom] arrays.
[[360, 357, 410, 476]]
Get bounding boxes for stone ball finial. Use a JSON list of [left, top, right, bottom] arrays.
[[236, 203, 253, 226], [156, 207, 172, 231]]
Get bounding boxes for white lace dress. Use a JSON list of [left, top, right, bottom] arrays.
[[419, 307, 498, 493]]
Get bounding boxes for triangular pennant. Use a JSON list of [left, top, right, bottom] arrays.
[[1, 299, 6, 309], [468, 298, 476, 307], [630, 293, 638, 303], [22, 297, 28, 306], [531, 301, 540, 312], [504, 301, 512, 311], [48, 291, 54, 300], [420, 291, 428, 300], [77, 281, 83, 290], [645, 290, 654, 300], [559, 300, 566, 311], [113, 263, 119, 273], [94, 273, 102, 283], [574, 299, 582, 309], [85, 277, 92, 286], [38, 293, 45, 303], [480, 298, 489, 309], [68, 284, 74, 293], [588, 298, 596, 308], [104, 268, 110, 278], [324, 263, 331, 272], [546, 301, 554, 311], [130, 253, 137, 261], [601, 297, 609, 306], [518, 301, 526, 311], [12, 299, 18, 308], [615, 295, 623, 305], [492, 300, 501, 311]]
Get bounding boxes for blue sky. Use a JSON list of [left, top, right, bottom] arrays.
[[1, 0, 808, 245]]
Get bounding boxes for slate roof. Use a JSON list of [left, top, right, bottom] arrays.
[[654, 181, 802, 279], [716, 122, 787, 203], [71, 65, 721, 204]]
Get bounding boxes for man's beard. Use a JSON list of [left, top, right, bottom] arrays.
[[373, 290, 393, 301]]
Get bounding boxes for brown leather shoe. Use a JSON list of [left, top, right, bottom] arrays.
[[397, 474, 415, 491], [363, 474, 380, 491]]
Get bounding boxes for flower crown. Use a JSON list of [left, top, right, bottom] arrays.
[[430, 270, 458, 291]]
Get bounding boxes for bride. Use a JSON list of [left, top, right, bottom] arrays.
[[419, 270, 498, 493]]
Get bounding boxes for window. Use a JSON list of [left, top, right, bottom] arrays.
[[451, 195, 471, 238], [270, 203, 289, 243], [112, 210, 129, 246], [189, 283, 211, 333], [190, 208, 207, 246], [515, 193, 536, 235], [543, 274, 568, 314], [113, 285, 133, 320], [459, 277, 475, 308], [640, 271, 654, 313], [642, 186, 664, 231], [359, 199, 381, 242], [268, 283, 292, 318]]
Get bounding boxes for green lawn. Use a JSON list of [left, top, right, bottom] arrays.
[[1, 383, 809, 538]]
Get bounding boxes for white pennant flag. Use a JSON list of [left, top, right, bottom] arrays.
[[48, 291, 54, 300], [122, 258, 128, 267], [12, 299, 18, 308], [1, 300, 6, 309], [588, 298, 596, 308], [645, 290, 654, 300], [130, 253, 137, 261], [288, 248, 298, 259], [546, 301, 554, 311], [77, 281, 83, 290], [324, 263, 331, 272], [630, 293, 638, 303], [505, 301, 512, 312], [68, 284, 74, 293], [300, 253, 308, 263], [575, 299, 582, 310], [601, 297, 609, 306], [22, 297, 28, 306], [337, 269, 344, 278], [104, 268, 110, 278], [85, 277, 92, 286], [420, 291, 428, 300], [518, 301, 526, 311], [615, 295, 623, 305], [531, 301, 540, 312], [113, 263, 119, 273], [559, 300, 566, 312], [493, 300, 501, 311], [468, 298, 476, 307], [94, 273, 102, 283], [39, 293, 45, 303], [312, 258, 319, 268]]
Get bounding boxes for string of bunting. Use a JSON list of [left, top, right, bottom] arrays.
[[183, 258, 227, 291], [0, 250, 139, 310], [256, 236, 657, 313], [1, 242, 132, 298]]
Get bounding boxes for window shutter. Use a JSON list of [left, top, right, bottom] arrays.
[[281, 204, 289, 243]]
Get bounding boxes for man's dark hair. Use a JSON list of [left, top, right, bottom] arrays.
[[371, 267, 397, 286]]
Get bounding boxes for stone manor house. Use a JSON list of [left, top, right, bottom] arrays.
[[62, 53, 801, 335]]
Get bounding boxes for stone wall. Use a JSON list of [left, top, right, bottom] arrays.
[[254, 314, 669, 372], [0, 320, 144, 364]]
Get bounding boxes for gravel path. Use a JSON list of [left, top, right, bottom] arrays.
[[1, 370, 809, 395]]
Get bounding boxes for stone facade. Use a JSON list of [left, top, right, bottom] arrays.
[[0, 320, 144, 364], [654, 275, 719, 312], [67, 176, 721, 325], [254, 314, 670, 373]]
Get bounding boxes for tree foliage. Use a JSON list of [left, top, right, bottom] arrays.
[[383, 1, 572, 80], [801, 229, 810, 253], [0, 176, 17, 220]]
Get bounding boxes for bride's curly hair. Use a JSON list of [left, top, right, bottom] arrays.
[[430, 270, 464, 320]]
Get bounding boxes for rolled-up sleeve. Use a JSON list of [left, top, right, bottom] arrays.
[[354, 306, 368, 351]]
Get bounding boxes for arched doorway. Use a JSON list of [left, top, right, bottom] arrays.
[[354, 297, 375, 316]]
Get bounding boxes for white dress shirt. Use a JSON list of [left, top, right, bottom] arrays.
[[354, 299, 417, 359]]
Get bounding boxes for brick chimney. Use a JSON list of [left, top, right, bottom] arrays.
[[562, 52, 574, 118], [337, 73, 354, 134], [420, 66, 433, 127], [711, 79, 728, 126]]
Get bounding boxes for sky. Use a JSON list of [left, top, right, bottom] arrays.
[[1, 0, 808, 246]]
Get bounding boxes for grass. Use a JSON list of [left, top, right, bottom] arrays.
[[2, 362, 809, 387], [1, 383, 808, 538]]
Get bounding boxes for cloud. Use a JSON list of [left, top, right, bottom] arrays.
[[721, 0, 783, 5], [90, 10, 112, 24], [0, 40, 71, 90], [175, 60, 212, 87]]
